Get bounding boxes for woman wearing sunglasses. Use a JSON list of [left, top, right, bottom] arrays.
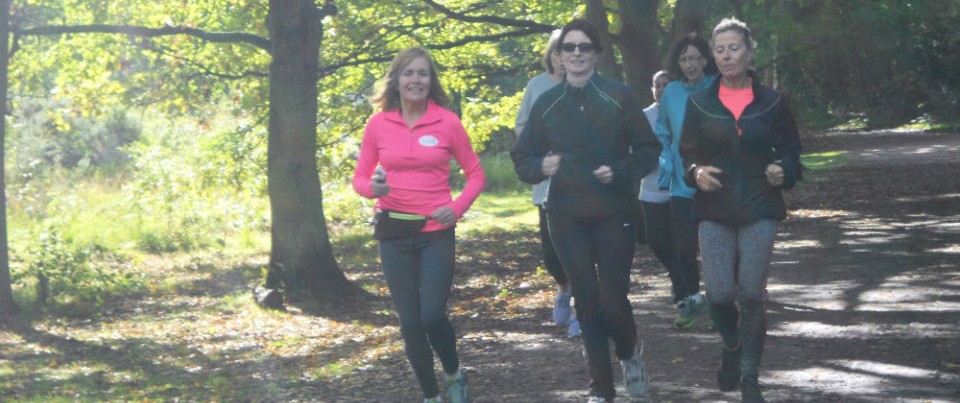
[[514, 29, 581, 338], [512, 19, 660, 403]]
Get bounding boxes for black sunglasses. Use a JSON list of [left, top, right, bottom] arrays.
[[559, 42, 597, 53]]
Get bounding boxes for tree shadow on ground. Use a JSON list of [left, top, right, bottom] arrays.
[[0, 318, 304, 401], [749, 133, 960, 402]]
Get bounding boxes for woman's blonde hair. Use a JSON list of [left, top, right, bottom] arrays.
[[370, 47, 450, 111]]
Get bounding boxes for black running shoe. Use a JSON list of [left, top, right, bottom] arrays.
[[717, 344, 741, 391]]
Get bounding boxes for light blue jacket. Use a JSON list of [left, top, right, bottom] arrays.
[[654, 75, 717, 198]]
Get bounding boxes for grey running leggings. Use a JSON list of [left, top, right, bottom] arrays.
[[699, 219, 777, 377]]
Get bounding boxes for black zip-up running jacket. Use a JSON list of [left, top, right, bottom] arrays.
[[512, 74, 659, 221], [679, 71, 803, 226]]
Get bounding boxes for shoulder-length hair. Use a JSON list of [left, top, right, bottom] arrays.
[[541, 29, 563, 75], [370, 47, 450, 112], [666, 32, 719, 80]]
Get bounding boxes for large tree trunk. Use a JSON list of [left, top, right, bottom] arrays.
[[618, 0, 661, 104], [0, 0, 20, 317], [265, 0, 352, 297]]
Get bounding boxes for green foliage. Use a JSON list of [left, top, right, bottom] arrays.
[[479, 151, 525, 192], [16, 227, 136, 312], [9, 99, 140, 183], [322, 180, 372, 229], [3, 106, 278, 308], [11, 0, 271, 125], [744, 1, 960, 128], [121, 115, 269, 253]]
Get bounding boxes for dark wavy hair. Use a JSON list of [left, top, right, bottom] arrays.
[[666, 32, 718, 82], [370, 47, 450, 112], [559, 19, 603, 54]]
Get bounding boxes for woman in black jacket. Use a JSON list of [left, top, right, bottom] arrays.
[[512, 19, 659, 402], [679, 17, 802, 403]]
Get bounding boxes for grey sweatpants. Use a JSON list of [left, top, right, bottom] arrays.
[[699, 219, 777, 377]]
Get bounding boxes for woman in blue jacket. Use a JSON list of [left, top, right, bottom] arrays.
[[681, 18, 802, 402], [654, 33, 718, 329]]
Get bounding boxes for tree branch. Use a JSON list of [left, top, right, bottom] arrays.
[[427, 29, 543, 50], [420, 0, 556, 32], [318, 29, 541, 77], [14, 24, 271, 53]]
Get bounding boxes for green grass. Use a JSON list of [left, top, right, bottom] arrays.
[[897, 118, 960, 132], [801, 150, 851, 182], [459, 189, 538, 235]]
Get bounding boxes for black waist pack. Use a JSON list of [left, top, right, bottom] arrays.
[[373, 210, 427, 240]]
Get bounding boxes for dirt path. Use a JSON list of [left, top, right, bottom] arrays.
[[339, 130, 960, 402]]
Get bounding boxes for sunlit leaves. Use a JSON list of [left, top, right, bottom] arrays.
[[10, 0, 270, 125]]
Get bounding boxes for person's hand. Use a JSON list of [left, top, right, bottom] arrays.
[[695, 165, 723, 192], [542, 153, 561, 176], [765, 163, 784, 187], [371, 170, 391, 197], [430, 206, 456, 227], [593, 165, 613, 184]]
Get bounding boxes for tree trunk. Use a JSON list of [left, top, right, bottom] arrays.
[[265, 0, 353, 297], [618, 0, 661, 104], [668, 0, 709, 49], [0, 0, 20, 317]]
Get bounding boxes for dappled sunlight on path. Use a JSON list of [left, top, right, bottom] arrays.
[[742, 131, 960, 402]]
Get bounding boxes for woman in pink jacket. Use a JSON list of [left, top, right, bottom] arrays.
[[352, 47, 485, 403]]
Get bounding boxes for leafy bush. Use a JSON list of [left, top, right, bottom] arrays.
[[323, 181, 371, 229], [479, 152, 524, 192], [11, 99, 140, 177], [17, 228, 127, 311]]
